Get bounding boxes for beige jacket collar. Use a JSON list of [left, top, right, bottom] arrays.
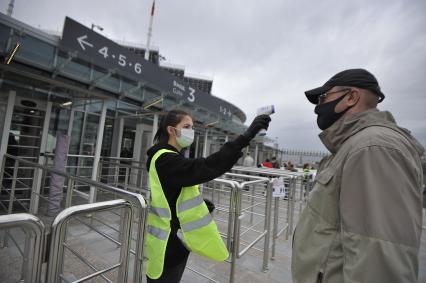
[[319, 109, 424, 155]]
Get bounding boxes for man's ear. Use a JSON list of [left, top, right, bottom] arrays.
[[347, 88, 360, 106]]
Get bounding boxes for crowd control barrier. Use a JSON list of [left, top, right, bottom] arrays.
[[230, 166, 310, 259], [198, 174, 271, 283], [47, 200, 133, 283], [0, 213, 45, 283], [0, 153, 148, 283]]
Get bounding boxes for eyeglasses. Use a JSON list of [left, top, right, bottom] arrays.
[[318, 88, 351, 104]]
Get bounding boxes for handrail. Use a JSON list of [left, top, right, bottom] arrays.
[[2, 153, 148, 283], [0, 213, 45, 283], [232, 166, 305, 178], [44, 153, 95, 158], [100, 157, 146, 169], [99, 158, 146, 171], [47, 200, 133, 283]]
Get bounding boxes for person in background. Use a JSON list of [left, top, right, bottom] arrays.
[[286, 160, 297, 172], [243, 152, 255, 167], [271, 156, 280, 169], [145, 109, 271, 282], [292, 68, 424, 283], [302, 163, 313, 197], [261, 158, 273, 168]]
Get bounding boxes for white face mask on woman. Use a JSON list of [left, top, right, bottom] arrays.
[[174, 127, 194, 148]]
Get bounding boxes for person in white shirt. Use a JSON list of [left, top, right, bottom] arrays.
[[243, 152, 254, 167]]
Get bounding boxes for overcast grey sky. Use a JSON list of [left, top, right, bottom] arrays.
[[4, 0, 426, 151]]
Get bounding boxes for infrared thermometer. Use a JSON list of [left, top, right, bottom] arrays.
[[256, 105, 275, 136]]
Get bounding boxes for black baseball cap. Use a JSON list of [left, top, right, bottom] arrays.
[[305, 69, 385, 104]]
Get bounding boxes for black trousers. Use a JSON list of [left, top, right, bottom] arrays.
[[146, 254, 189, 283]]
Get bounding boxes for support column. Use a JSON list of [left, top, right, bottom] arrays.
[[111, 118, 124, 157], [89, 101, 107, 203], [133, 123, 144, 163], [194, 135, 200, 158], [150, 113, 158, 146], [0, 90, 15, 166], [131, 123, 144, 185], [254, 143, 259, 166], [31, 101, 52, 214], [202, 130, 209, 157]]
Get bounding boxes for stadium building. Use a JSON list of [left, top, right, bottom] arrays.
[[0, 13, 284, 198]]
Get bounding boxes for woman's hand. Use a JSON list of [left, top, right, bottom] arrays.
[[242, 114, 272, 140]]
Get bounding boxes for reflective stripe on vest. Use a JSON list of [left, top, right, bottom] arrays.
[[177, 195, 204, 214], [150, 206, 171, 218], [147, 225, 168, 240], [181, 213, 213, 232]]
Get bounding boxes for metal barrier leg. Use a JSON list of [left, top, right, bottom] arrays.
[[271, 197, 279, 260], [230, 184, 241, 283], [21, 229, 32, 281], [211, 182, 215, 205], [117, 206, 133, 282], [117, 207, 125, 248], [299, 181, 304, 212], [226, 187, 234, 250], [65, 178, 74, 208], [30, 167, 42, 214], [262, 182, 272, 272], [114, 164, 119, 187], [285, 188, 291, 240], [133, 205, 148, 283], [0, 156, 6, 198], [4, 160, 19, 247], [289, 179, 296, 234], [8, 159, 19, 214], [250, 185, 255, 225], [124, 167, 129, 189], [218, 184, 223, 209]]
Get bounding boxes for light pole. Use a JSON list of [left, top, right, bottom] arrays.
[[91, 23, 104, 32], [6, 0, 16, 17]]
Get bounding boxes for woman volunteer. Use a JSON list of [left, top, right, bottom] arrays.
[[145, 109, 271, 282]]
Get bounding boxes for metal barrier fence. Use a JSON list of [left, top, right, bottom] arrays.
[[47, 199, 133, 283], [0, 213, 45, 283], [199, 174, 271, 283], [97, 157, 147, 195], [230, 166, 312, 259], [0, 152, 310, 282], [0, 153, 148, 283]]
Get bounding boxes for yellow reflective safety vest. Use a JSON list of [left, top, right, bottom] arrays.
[[145, 149, 229, 279]]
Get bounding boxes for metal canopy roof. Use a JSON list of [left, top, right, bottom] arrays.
[[0, 13, 249, 136]]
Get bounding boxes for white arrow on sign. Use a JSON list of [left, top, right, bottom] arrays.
[[77, 35, 94, 50]]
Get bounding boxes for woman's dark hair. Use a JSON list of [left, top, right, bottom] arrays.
[[154, 109, 192, 144]]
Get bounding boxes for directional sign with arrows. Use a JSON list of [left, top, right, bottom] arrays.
[[76, 35, 93, 50], [60, 17, 234, 119]]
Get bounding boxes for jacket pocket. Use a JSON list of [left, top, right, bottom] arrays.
[[315, 169, 334, 186]]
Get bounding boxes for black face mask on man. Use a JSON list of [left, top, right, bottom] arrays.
[[314, 92, 352, 130]]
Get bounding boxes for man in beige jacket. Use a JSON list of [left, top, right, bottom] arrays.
[[292, 69, 424, 283]]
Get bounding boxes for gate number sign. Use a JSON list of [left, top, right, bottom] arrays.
[[61, 17, 233, 119]]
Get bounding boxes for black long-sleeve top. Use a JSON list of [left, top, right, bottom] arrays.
[[146, 135, 249, 268]]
